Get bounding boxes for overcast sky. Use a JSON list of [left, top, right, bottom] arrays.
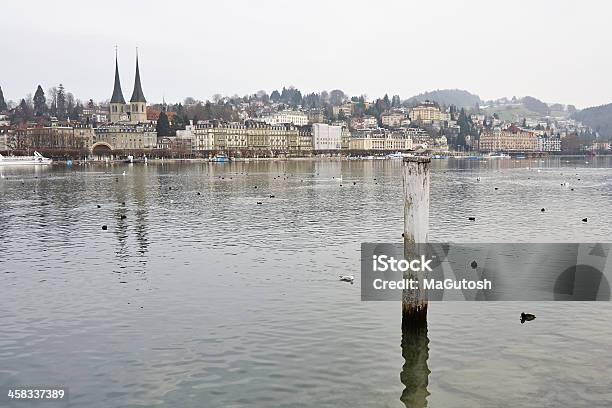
[[0, 0, 610, 108]]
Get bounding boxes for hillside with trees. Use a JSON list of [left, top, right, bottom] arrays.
[[521, 96, 550, 116], [404, 89, 481, 108], [571, 104, 612, 137]]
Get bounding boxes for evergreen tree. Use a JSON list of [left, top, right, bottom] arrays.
[[156, 110, 171, 136], [0, 86, 7, 111], [56, 84, 66, 120], [291, 89, 302, 107], [270, 90, 281, 103], [13, 99, 32, 124], [33, 85, 47, 117], [280, 87, 288, 103], [383, 94, 391, 108], [70, 100, 83, 120], [456, 108, 472, 149], [203, 101, 213, 120], [391, 95, 401, 108]]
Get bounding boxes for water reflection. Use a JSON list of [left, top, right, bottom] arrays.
[[400, 325, 431, 408]]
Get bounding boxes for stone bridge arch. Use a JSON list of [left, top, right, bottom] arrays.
[[91, 142, 113, 158]]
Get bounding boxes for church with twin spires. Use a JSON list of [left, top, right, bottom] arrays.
[[109, 52, 147, 124]]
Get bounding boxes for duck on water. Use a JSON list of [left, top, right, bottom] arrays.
[[520, 313, 536, 324]]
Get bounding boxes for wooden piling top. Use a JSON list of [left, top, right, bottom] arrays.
[[403, 156, 431, 164]]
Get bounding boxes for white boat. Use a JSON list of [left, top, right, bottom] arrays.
[[210, 154, 229, 163], [487, 152, 511, 159], [0, 151, 53, 165]]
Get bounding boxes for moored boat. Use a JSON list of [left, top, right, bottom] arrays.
[[487, 152, 511, 159], [211, 154, 230, 162], [386, 152, 413, 159], [0, 151, 53, 165]]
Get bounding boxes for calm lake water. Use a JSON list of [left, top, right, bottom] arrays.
[[1, 157, 611, 408]]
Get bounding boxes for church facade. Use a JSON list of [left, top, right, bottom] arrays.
[[92, 52, 156, 156], [109, 53, 148, 124]]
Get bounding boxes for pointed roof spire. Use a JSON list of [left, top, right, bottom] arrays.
[[110, 47, 126, 104], [130, 49, 146, 103]]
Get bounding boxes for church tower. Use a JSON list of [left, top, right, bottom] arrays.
[[129, 52, 147, 123], [109, 52, 127, 123]]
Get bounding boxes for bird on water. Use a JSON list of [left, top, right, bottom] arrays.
[[520, 312, 536, 324], [339, 275, 354, 284]]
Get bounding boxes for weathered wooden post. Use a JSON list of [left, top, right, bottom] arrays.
[[402, 157, 430, 329]]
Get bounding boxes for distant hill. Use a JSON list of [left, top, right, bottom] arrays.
[[521, 96, 550, 116], [482, 96, 574, 122], [571, 104, 612, 137], [404, 89, 481, 108]]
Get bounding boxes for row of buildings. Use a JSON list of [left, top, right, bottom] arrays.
[[3, 119, 417, 157], [2, 53, 609, 157], [0, 54, 418, 158], [479, 126, 562, 152], [172, 121, 416, 154]]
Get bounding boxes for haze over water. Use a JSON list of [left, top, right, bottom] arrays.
[[1, 157, 611, 407]]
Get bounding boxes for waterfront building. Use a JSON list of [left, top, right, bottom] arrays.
[[536, 136, 561, 152], [410, 101, 450, 123], [312, 123, 342, 151], [349, 130, 413, 151], [185, 121, 299, 156], [189, 123, 215, 151], [245, 121, 289, 154], [93, 52, 155, 156], [341, 126, 351, 150], [591, 141, 610, 152], [298, 126, 313, 155], [479, 126, 538, 152], [93, 123, 156, 153], [212, 122, 248, 151], [0, 129, 10, 151], [175, 121, 195, 151], [15, 120, 94, 153]]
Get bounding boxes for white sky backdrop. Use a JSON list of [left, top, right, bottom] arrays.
[[0, 0, 610, 107]]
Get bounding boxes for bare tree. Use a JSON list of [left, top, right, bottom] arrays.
[[47, 87, 58, 116]]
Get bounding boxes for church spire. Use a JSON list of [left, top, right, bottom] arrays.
[[130, 50, 146, 103], [110, 49, 126, 104]]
